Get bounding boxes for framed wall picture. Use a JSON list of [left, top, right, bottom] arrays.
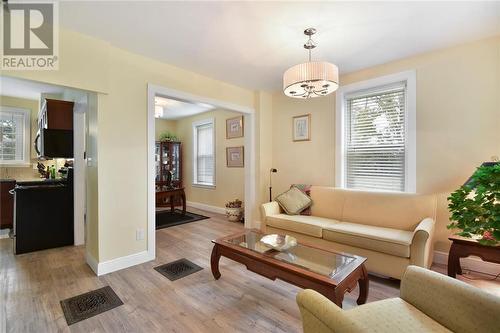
[[226, 116, 244, 139], [293, 114, 311, 141], [226, 146, 244, 167]]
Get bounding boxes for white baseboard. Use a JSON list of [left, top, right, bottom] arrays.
[[433, 250, 500, 276], [85, 251, 99, 275], [186, 201, 226, 215], [86, 250, 154, 276]]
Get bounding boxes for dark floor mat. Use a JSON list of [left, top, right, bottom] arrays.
[[156, 209, 209, 230], [60, 286, 123, 325], [154, 258, 203, 281]]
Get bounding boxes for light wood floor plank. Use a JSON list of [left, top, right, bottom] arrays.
[[1, 208, 498, 332]]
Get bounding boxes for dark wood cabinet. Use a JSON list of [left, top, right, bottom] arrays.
[[0, 180, 15, 230], [155, 141, 182, 189], [39, 99, 74, 130]]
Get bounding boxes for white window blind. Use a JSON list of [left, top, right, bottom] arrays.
[[344, 83, 407, 192], [0, 107, 30, 165], [193, 120, 215, 186]]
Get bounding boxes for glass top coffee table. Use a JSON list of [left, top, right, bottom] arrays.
[[211, 229, 368, 307]]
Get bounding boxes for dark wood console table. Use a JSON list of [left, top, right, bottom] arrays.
[[447, 235, 500, 278], [156, 187, 186, 215]]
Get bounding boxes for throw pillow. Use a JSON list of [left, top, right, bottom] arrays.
[[290, 184, 312, 216], [275, 186, 312, 215]]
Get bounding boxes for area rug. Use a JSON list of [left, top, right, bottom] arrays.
[[60, 286, 123, 325], [156, 209, 209, 230], [154, 258, 203, 281]]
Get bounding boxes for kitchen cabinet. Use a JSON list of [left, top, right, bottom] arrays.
[[39, 99, 74, 130], [35, 99, 74, 159], [0, 180, 15, 230]]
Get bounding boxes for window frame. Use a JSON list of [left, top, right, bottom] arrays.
[[192, 118, 216, 188], [0, 106, 31, 167], [335, 70, 416, 193]]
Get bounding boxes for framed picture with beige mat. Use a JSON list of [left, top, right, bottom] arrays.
[[226, 115, 244, 139], [293, 114, 311, 141], [226, 146, 244, 167]]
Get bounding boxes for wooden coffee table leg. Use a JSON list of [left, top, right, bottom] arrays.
[[357, 264, 369, 305], [332, 289, 345, 308], [210, 244, 221, 280]]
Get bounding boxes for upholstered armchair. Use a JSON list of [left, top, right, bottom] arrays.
[[297, 266, 500, 333]]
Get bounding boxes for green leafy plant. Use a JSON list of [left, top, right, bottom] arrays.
[[225, 199, 243, 208], [159, 131, 178, 141], [447, 163, 500, 246]]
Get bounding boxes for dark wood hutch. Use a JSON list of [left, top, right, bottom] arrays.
[[155, 140, 182, 206]]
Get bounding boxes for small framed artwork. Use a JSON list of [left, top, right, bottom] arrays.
[[226, 116, 244, 139], [226, 146, 244, 167], [293, 114, 311, 141]]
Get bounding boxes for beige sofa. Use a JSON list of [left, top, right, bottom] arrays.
[[296, 266, 500, 333], [261, 186, 437, 279]]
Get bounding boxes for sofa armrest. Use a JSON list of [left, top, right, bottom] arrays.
[[296, 289, 357, 333], [260, 201, 280, 226], [401, 266, 500, 333], [409, 218, 435, 268]]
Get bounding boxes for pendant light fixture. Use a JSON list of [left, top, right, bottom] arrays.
[[283, 28, 339, 99]]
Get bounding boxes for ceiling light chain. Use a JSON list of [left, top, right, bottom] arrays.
[[283, 27, 339, 99]]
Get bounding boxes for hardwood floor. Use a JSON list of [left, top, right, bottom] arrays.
[[1, 209, 499, 332]]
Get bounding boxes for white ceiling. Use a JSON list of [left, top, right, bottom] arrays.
[[0, 76, 65, 100], [60, 1, 500, 91], [155, 96, 214, 120]]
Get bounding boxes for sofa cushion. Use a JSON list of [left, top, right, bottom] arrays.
[[346, 298, 452, 332], [309, 186, 345, 220], [323, 222, 413, 258], [267, 214, 339, 238], [340, 190, 437, 230], [275, 186, 312, 215]]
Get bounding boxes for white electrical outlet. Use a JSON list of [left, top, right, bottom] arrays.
[[136, 228, 145, 241]]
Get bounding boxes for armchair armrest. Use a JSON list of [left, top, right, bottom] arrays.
[[296, 289, 357, 333], [409, 218, 435, 268], [401, 266, 500, 333]]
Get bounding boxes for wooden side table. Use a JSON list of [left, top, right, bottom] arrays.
[[156, 187, 186, 215], [447, 235, 500, 278]]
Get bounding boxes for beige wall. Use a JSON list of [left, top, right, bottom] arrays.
[[155, 119, 177, 140], [3, 28, 258, 262], [271, 36, 500, 252], [175, 109, 245, 208], [4, 26, 498, 265], [272, 93, 336, 196], [0, 95, 39, 180]]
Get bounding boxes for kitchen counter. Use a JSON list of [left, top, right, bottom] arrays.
[[16, 178, 67, 185]]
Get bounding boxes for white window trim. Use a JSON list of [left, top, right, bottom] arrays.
[[335, 70, 416, 193], [192, 118, 216, 188], [0, 106, 31, 167]]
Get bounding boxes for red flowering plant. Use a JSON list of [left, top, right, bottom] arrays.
[[447, 163, 499, 246]]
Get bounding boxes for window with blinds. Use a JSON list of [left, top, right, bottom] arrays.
[[344, 82, 407, 192], [193, 119, 215, 186], [0, 107, 30, 165]]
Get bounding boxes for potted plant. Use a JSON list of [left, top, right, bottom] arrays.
[[225, 199, 243, 222], [447, 162, 499, 246], [159, 131, 178, 141]]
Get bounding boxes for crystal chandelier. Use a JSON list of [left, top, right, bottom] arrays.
[[283, 28, 339, 99]]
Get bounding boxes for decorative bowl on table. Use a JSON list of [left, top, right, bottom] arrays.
[[260, 234, 297, 251]]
